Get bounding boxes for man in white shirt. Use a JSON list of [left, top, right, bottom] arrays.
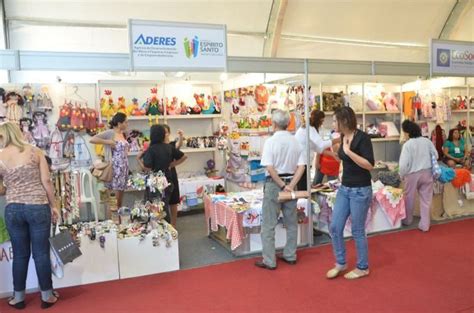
[[256, 109, 306, 270]]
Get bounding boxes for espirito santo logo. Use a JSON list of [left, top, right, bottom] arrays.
[[437, 49, 450, 67], [184, 36, 199, 59]]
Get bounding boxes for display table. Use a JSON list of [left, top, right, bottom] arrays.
[[314, 183, 405, 238], [204, 190, 310, 256], [0, 226, 179, 298], [179, 176, 225, 211]]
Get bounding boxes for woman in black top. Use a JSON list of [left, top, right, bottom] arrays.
[[137, 125, 186, 224], [163, 124, 187, 227], [326, 107, 375, 280]]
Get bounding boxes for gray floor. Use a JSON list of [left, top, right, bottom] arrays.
[[176, 212, 472, 270]]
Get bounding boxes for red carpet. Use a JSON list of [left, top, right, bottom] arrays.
[[1, 219, 473, 313]]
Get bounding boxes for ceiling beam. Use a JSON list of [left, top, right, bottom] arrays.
[[438, 0, 472, 40], [5, 16, 266, 38], [263, 0, 288, 58]]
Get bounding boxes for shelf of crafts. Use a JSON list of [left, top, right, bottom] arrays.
[[166, 114, 222, 120], [102, 115, 163, 122], [371, 137, 400, 142], [127, 147, 217, 156], [364, 111, 401, 115], [324, 111, 364, 115]]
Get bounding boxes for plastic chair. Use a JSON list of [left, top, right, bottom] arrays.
[[80, 170, 99, 222]]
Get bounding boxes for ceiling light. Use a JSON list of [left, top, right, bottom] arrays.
[[220, 73, 228, 81]]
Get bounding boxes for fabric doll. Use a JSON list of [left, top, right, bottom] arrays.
[[32, 112, 50, 149], [22, 85, 36, 117], [57, 101, 72, 131], [19, 118, 37, 146], [167, 97, 179, 115], [100, 90, 116, 119], [116, 97, 128, 115], [202, 96, 215, 114], [213, 96, 221, 114], [70, 104, 85, 131], [180, 102, 189, 115], [36, 86, 53, 111], [5, 91, 24, 123]]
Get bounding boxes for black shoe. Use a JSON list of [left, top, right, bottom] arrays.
[[8, 298, 26, 310], [254, 260, 276, 270], [278, 256, 297, 265]]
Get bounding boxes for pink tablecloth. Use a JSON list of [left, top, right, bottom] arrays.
[[204, 195, 245, 250]]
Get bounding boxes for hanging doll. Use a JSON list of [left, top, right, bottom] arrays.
[[22, 85, 36, 117], [19, 118, 37, 146], [32, 111, 50, 150], [83, 108, 99, 136], [70, 103, 85, 131], [5, 91, 24, 123], [36, 86, 54, 111], [57, 101, 72, 131], [0, 88, 6, 121]]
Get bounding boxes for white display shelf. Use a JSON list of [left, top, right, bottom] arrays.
[[102, 115, 163, 122], [324, 111, 363, 115], [371, 137, 400, 142], [166, 114, 222, 120], [452, 110, 469, 113], [365, 111, 400, 115], [181, 147, 217, 153]]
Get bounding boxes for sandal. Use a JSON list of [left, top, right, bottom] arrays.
[[8, 297, 26, 310], [326, 264, 347, 279], [344, 268, 370, 280], [41, 295, 58, 309]]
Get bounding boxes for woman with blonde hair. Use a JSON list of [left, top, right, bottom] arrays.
[[0, 122, 60, 309]]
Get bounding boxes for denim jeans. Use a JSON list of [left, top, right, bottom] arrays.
[[329, 185, 372, 270], [4, 203, 53, 300]]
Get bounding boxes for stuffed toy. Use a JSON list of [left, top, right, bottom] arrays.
[[202, 96, 215, 114], [70, 104, 85, 131], [213, 96, 221, 114], [180, 101, 190, 115], [0, 87, 6, 121], [128, 98, 145, 116], [84, 108, 99, 136], [146, 88, 160, 116], [5, 91, 24, 123], [193, 94, 205, 110], [167, 97, 179, 115], [116, 96, 128, 115], [19, 118, 36, 146], [100, 90, 116, 120], [458, 95, 467, 110], [255, 85, 269, 105], [383, 93, 399, 112]]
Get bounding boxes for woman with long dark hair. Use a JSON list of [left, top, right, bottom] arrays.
[[295, 109, 340, 190], [327, 106, 374, 280], [90, 112, 129, 209], [443, 128, 470, 169], [137, 125, 186, 223]]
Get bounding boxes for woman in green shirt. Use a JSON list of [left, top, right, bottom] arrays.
[[443, 128, 470, 169]]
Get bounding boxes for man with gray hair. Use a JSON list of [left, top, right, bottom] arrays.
[[255, 109, 306, 270]]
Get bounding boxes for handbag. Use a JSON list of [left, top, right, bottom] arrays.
[[50, 223, 64, 278], [49, 223, 82, 270], [431, 151, 441, 179], [92, 159, 113, 182]]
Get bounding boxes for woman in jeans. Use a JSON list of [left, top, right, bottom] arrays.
[[327, 107, 374, 280], [399, 120, 437, 232], [0, 122, 60, 309]]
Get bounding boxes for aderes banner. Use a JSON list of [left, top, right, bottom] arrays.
[[129, 19, 227, 71], [431, 39, 474, 76]]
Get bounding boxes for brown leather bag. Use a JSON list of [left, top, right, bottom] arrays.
[[92, 160, 113, 183]]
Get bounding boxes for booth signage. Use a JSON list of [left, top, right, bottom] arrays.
[[431, 39, 474, 76], [129, 19, 227, 71]]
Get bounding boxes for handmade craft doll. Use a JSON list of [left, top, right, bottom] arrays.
[[5, 91, 24, 123]]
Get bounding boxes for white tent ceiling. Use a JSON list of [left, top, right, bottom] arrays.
[[3, 0, 474, 62]]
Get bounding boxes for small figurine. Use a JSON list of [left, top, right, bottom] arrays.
[[5, 91, 24, 123]]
